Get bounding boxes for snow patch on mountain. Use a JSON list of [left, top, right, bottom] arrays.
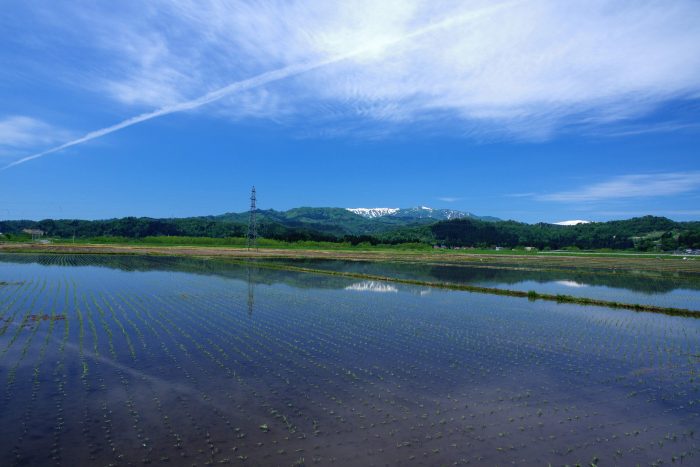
[[348, 206, 479, 220], [553, 220, 591, 226], [347, 208, 399, 218]]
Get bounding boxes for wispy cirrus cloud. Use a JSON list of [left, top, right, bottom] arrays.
[[4, 0, 700, 167], [3, 1, 514, 169], [0, 116, 72, 156], [20, 2, 700, 122], [602, 122, 700, 138], [537, 172, 700, 202]]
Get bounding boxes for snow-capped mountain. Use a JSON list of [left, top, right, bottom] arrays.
[[553, 220, 592, 226], [347, 206, 489, 221], [346, 208, 400, 218]]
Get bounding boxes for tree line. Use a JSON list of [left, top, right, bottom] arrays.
[[1, 214, 699, 251]]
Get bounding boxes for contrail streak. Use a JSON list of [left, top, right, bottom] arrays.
[[2, 2, 516, 170]]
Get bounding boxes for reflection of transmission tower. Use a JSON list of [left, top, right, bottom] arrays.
[[247, 186, 258, 250], [247, 266, 254, 317]]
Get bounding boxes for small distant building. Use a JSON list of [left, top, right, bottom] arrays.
[[524, 246, 537, 251], [22, 229, 45, 241]]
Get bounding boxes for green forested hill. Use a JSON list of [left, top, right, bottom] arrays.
[[212, 207, 447, 235], [383, 216, 700, 250], [0, 207, 435, 242], [1, 210, 699, 251]]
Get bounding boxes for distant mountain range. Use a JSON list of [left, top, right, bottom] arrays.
[[347, 206, 500, 222], [0, 205, 497, 243], [1, 207, 698, 251], [207, 206, 498, 236]]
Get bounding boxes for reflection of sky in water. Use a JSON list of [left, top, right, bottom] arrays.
[[265, 258, 700, 311], [0, 254, 698, 466]]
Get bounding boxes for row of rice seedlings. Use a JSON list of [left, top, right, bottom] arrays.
[[9, 279, 61, 464], [197, 290, 404, 428], [198, 291, 368, 437], [62, 278, 101, 463], [100, 290, 202, 464], [110, 266, 700, 462], [0, 279, 41, 339], [167, 288, 303, 379], [147, 285, 324, 462], [172, 288, 404, 458], [252, 288, 696, 464], [2, 279, 51, 401], [115, 291, 231, 462], [89, 291, 117, 359], [116, 296, 668, 454], [107, 288, 216, 465], [103, 290, 195, 460], [0, 277, 32, 322], [268, 293, 499, 459], [139, 293, 249, 463], [75, 296, 122, 464], [139, 313, 235, 463], [47, 278, 72, 464], [98, 291, 136, 361], [161, 290, 309, 434], [82, 293, 100, 359], [88, 289, 155, 463], [452, 306, 696, 462], [3, 255, 695, 465], [73, 280, 89, 384], [103, 289, 147, 355]]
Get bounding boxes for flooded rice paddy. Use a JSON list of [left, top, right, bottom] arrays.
[[271, 258, 700, 311], [0, 253, 698, 466]]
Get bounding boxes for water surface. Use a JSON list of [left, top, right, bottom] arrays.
[[271, 258, 700, 310], [0, 254, 698, 466]]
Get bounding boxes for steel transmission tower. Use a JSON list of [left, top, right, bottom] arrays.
[[247, 186, 258, 250]]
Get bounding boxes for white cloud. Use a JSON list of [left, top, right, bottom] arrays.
[[0, 116, 72, 154], [32, 1, 700, 128], [537, 172, 700, 202], [5, 0, 700, 167], [3, 1, 512, 169]]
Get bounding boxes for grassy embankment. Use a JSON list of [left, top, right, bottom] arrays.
[[0, 234, 689, 259]]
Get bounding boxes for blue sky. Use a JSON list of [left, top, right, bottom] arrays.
[[1, 0, 699, 223]]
